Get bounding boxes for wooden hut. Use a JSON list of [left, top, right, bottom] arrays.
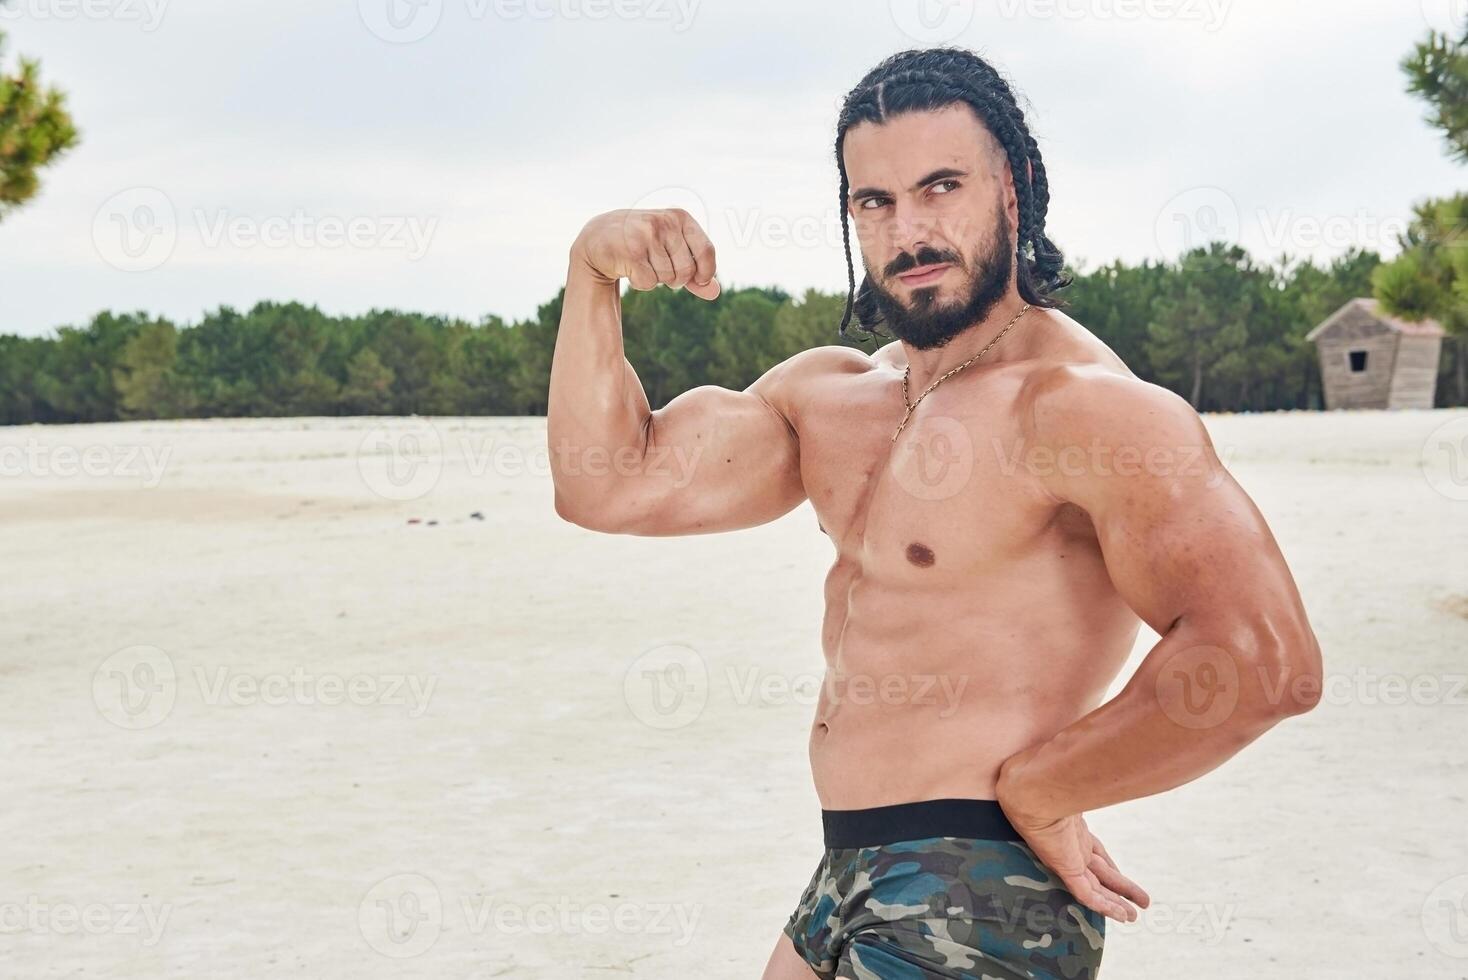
[[1306, 298, 1444, 410]]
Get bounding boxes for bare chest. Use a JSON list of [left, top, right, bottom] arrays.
[[795, 371, 1061, 581]]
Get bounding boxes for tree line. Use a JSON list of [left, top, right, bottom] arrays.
[[7, 241, 1459, 426]]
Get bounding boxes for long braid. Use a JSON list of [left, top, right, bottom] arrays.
[[835, 48, 1069, 343]]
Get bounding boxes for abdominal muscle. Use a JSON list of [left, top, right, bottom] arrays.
[[807, 552, 1141, 810]]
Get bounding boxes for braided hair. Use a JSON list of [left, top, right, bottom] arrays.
[[835, 47, 1069, 342]]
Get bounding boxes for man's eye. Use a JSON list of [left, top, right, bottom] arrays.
[[860, 197, 890, 210], [932, 180, 959, 194]]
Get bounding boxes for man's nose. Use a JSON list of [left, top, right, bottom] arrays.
[[885, 200, 938, 255]]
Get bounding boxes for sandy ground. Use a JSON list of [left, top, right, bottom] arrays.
[[1, 409, 1467, 979]]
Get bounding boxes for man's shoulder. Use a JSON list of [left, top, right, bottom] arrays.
[[1016, 358, 1209, 450], [755, 343, 880, 391]]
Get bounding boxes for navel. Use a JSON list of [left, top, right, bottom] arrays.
[[906, 542, 936, 567]]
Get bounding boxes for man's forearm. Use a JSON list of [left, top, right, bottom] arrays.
[[997, 613, 1322, 824], [547, 250, 652, 517]]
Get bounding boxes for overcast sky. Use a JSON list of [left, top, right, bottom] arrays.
[[0, 0, 1461, 337]]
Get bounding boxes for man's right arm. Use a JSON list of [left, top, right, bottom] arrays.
[[547, 209, 807, 536]]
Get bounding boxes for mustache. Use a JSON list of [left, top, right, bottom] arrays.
[[886, 246, 962, 279]]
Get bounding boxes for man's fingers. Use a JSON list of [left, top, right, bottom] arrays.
[[685, 274, 721, 301], [1088, 852, 1150, 909], [1091, 838, 1150, 908], [657, 226, 697, 289], [627, 257, 659, 291], [678, 213, 718, 287], [1065, 871, 1137, 924], [646, 236, 678, 287]]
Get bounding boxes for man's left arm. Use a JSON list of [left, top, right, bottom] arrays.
[[996, 367, 1324, 920]]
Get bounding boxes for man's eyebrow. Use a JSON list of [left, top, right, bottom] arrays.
[[849, 167, 969, 202]]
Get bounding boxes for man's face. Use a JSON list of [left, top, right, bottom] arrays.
[[843, 104, 1018, 350]]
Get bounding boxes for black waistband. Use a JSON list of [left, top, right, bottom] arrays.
[[821, 798, 1022, 848]]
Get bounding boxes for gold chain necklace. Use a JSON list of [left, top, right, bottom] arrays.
[[891, 302, 1032, 443]]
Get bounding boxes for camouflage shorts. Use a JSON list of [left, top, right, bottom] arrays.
[[782, 799, 1105, 979]]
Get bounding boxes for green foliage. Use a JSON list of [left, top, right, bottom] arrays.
[[0, 29, 79, 221], [0, 244, 1426, 426], [1403, 19, 1468, 163], [1374, 194, 1468, 405]]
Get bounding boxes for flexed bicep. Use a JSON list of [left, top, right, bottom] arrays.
[[556, 356, 808, 536]]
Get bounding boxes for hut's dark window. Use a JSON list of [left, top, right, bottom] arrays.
[[1348, 349, 1368, 373]]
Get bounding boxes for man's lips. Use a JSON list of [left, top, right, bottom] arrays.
[[895, 263, 952, 286]]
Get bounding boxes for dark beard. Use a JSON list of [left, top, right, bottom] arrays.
[[867, 207, 1014, 351]]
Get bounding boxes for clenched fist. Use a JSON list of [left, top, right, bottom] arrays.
[[571, 208, 721, 301]]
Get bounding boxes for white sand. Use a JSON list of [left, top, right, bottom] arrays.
[[1, 409, 1466, 978]]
